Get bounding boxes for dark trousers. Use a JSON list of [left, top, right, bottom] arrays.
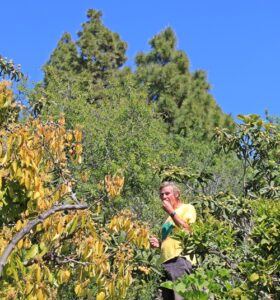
[[161, 257, 192, 300]]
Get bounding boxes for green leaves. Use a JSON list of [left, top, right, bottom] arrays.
[[173, 195, 280, 298], [215, 114, 280, 199], [0, 56, 23, 81], [24, 244, 39, 260], [162, 267, 233, 299]]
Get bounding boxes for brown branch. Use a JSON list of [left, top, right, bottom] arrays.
[[0, 202, 88, 277]]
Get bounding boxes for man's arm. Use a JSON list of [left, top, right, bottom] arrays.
[[171, 213, 192, 233]]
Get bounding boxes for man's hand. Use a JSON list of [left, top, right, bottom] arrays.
[[162, 199, 174, 215], [149, 236, 160, 248]]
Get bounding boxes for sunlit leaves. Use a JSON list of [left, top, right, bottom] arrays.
[[215, 114, 280, 199], [174, 194, 280, 298], [0, 56, 23, 81], [0, 114, 82, 218], [105, 173, 124, 199]]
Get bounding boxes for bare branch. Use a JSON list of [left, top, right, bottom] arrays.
[[0, 202, 88, 277]]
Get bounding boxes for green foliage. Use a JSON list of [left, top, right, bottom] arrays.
[[0, 81, 20, 128], [215, 114, 280, 198], [0, 55, 23, 81], [41, 9, 127, 107], [31, 71, 178, 226], [162, 267, 233, 299], [77, 9, 127, 74], [166, 195, 279, 299], [44, 33, 80, 85], [135, 27, 233, 138], [22, 9, 278, 299]]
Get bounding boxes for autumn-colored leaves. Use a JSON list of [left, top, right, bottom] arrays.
[[105, 173, 124, 199], [0, 116, 82, 212], [0, 81, 152, 299]]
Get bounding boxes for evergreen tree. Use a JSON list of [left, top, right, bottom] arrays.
[[41, 9, 127, 105], [77, 9, 127, 76], [135, 27, 233, 138], [44, 33, 80, 85]]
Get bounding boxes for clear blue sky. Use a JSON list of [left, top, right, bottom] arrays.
[[1, 1, 279, 118]]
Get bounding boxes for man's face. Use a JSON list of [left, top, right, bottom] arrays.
[[159, 186, 179, 208]]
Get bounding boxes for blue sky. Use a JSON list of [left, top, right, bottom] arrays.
[[1, 1, 279, 118]]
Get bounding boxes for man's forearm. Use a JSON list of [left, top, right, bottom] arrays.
[[171, 214, 192, 233]]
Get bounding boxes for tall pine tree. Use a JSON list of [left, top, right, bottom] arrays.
[[135, 27, 233, 138]]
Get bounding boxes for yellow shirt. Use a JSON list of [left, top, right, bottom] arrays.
[[160, 203, 196, 263]]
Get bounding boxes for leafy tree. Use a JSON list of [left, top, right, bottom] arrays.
[[0, 82, 158, 299], [34, 72, 179, 226], [161, 115, 279, 299], [215, 114, 280, 199]]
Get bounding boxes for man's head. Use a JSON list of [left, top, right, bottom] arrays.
[[159, 181, 181, 208]]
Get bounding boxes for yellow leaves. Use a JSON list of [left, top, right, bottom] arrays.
[[15, 220, 24, 231], [66, 215, 79, 235], [108, 210, 150, 249], [75, 280, 89, 297], [35, 264, 42, 282], [75, 144, 83, 155], [105, 173, 125, 199], [0, 80, 13, 108], [80, 170, 90, 183], [23, 238, 32, 249], [34, 191, 41, 200], [96, 291, 106, 300], [74, 129, 82, 143], [57, 269, 71, 284], [11, 160, 18, 174], [0, 206, 151, 300], [25, 282, 33, 295], [66, 132, 73, 142], [74, 284, 83, 297], [60, 182, 72, 196], [37, 199, 49, 211], [56, 220, 64, 235], [36, 288, 46, 300], [249, 273, 260, 282], [58, 115, 65, 126], [0, 153, 8, 165], [138, 265, 151, 275], [16, 239, 24, 251], [25, 244, 39, 260], [43, 266, 54, 284]]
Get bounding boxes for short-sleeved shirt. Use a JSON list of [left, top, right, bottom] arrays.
[[160, 203, 196, 263]]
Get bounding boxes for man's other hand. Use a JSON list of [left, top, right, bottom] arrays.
[[149, 236, 160, 248]]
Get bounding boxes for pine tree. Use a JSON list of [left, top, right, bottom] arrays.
[[42, 9, 127, 105], [77, 9, 127, 76], [44, 32, 80, 86], [135, 27, 233, 138]]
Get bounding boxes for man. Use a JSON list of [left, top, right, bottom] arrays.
[[150, 181, 196, 300]]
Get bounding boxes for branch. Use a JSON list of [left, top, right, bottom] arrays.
[[0, 202, 88, 277], [208, 248, 238, 270]]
